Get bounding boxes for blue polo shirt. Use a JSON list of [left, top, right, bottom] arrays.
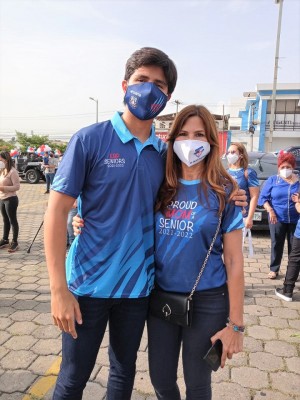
[[228, 167, 259, 218], [51, 112, 166, 298], [154, 179, 244, 292], [258, 176, 299, 224]]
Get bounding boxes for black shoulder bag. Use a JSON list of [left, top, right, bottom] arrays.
[[149, 214, 222, 328]]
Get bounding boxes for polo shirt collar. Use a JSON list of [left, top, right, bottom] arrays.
[[111, 112, 160, 152]]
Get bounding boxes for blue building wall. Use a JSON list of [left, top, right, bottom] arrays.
[[238, 87, 300, 152]]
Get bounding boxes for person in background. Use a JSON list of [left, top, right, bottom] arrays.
[[148, 105, 244, 400], [0, 151, 21, 252], [275, 191, 300, 301], [42, 151, 56, 194], [258, 151, 300, 279], [226, 142, 260, 255]]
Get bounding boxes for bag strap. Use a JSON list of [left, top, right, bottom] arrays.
[[188, 213, 222, 299]]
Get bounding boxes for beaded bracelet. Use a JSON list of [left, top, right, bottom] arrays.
[[226, 318, 245, 333]]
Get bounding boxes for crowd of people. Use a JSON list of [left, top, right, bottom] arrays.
[[1, 45, 299, 400]]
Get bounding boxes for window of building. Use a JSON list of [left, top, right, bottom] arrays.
[[266, 99, 300, 131]]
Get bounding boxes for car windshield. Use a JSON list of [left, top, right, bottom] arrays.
[[247, 153, 278, 179]]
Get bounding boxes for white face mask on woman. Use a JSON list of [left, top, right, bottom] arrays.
[[0, 161, 5, 169], [173, 140, 210, 167], [226, 153, 239, 165], [279, 168, 293, 179]]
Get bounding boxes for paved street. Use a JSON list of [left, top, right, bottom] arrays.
[[0, 181, 299, 400]]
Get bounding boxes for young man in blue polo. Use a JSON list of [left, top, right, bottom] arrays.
[[44, 47, 177, 400]]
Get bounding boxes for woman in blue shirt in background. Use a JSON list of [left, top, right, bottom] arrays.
[[258, 151, 299, 279], [226, 142, 260, 253]]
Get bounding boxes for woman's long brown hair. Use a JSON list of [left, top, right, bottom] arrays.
[[156, 105, 238, 214]]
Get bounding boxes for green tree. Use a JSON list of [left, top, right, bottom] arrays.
[[16, 131, 50, 149]]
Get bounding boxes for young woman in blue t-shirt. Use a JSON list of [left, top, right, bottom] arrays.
[[148, 105, 244, 400], [226, 142, 259, 228], [226, 142, 260, 256]]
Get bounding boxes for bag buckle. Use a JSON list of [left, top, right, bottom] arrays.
[[162, 304, 171, 317]]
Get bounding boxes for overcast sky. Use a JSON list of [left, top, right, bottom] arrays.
[[0, 0, 299, 140]]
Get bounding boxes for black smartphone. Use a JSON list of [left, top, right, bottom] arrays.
[[203, 339, 223, 371]]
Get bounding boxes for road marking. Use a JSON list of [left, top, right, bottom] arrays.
[[22, 357, 61, 400]]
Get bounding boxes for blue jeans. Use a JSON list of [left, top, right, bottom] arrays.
[[269, 221, 296, 273], [45, 172, 55, 191], [53, 296, 149, 400], [147, 285, 229, 400]]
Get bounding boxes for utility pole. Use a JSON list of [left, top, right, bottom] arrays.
[[268, 0, 284, 152], [249, 103, 256, 152], [173, 100, 182, 114]]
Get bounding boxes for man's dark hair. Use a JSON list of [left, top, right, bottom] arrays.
[[124, 47, 177, 94]]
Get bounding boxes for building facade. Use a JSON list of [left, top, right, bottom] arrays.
[[229, 83, 300, 152]]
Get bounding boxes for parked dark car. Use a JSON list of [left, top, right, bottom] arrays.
[[14, 154, 45, 184]]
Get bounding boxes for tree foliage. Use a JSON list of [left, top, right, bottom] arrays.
[[0, 132, 68, 153]]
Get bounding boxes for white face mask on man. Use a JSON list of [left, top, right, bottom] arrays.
[[0, 161, 5, 169], [279, 168, 293, 179], [173, 140, 210, 167]]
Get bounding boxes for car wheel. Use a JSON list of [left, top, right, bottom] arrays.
[[25, 169, 40, 184]]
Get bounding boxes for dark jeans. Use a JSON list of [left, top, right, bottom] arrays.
[[45, 172, 55, 191], [53, 296, 149, 400], [147, 285, 229, 400], [284, 236, 300, 291], [0, 196, 19, 242], [269, 221, 296, 273]]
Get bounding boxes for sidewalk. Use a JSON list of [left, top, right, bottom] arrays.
[[0, 181, 299, 400]]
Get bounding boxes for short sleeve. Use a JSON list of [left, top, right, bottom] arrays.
[[51, 134, 89, 198], [247, 168, 259, 187], [258, 176, 274, 206], [221, 201, 244, 234]]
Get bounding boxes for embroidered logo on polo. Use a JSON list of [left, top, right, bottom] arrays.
[[104, 153, 126, 168]]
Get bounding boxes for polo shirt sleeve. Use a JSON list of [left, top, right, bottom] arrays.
[[51, 134, 89, 199], [258, 176, 274, 206], [248, 168, 259, 187]]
